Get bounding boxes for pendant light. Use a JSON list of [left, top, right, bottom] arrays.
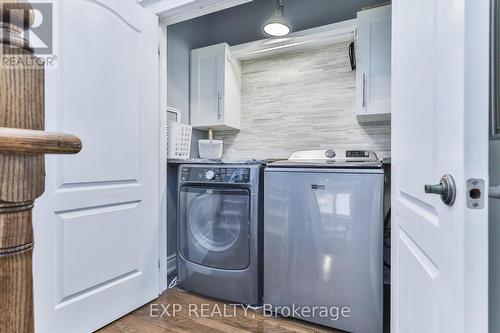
[[263, 0, 291, 37]]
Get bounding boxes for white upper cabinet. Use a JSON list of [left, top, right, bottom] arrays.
[[356, 5, 391, 122], [190, 43, 241, 130]]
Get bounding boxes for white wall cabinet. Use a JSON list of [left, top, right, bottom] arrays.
[[356, 5, 391, 122], [190, 43, 241, 130]]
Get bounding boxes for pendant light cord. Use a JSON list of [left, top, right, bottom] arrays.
[[275, 0, 284, 15]]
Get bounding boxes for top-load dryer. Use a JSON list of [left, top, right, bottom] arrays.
[[264, 149, 384, 333]]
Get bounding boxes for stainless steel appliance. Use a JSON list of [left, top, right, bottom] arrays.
[[264, 149, 384, 333], [177, 164, 263, 304]]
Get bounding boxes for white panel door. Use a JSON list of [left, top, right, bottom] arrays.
[[391, 0, 489, 332], [33, 1, 160, 332]]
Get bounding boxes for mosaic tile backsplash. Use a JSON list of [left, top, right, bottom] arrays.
[[213, 41, 391, 161]]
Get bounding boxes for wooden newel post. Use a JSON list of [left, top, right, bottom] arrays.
[[0, 2, 81, 332]]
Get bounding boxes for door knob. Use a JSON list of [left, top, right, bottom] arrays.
[[425, 174, 456, 206]]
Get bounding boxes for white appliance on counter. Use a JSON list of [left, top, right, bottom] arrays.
[[167, 107, 192, 159]]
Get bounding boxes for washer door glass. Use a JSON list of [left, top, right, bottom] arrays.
[[179, 186, 250, 270]]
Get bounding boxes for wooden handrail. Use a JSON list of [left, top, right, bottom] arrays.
[[0, 127, 82, 155]]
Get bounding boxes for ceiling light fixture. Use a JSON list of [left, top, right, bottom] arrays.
[[263, 0, 291, 37]]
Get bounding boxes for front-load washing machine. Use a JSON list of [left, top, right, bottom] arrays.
[[177, 163, 263, 305]]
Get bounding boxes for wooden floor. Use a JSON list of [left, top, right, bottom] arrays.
[[98, 289, 342, 333]]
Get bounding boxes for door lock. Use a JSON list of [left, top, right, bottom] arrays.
[[467, 179, 485, 209], [424, 174, 456, 206]]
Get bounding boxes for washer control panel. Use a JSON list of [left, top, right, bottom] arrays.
[[180, 167, 251, 183], [289, 149, 378, 162]]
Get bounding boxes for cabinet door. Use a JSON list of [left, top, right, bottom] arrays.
[[356, 5, 391, 122], [190, 44, 225, 128]]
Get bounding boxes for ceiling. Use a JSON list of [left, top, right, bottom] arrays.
[[170, 0, 387, 47]]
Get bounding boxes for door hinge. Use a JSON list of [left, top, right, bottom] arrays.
[[158, 258, 161, 269]]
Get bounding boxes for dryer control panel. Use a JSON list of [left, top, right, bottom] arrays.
[[180, 167, 251, 184]]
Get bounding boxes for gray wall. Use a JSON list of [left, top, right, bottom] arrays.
[[167, 164, 180, 260], [167, 0, 384, 125], [215, 42, 391, 160], [167, 17, 210, 123]]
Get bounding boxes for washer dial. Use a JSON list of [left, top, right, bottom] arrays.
[[325, 150, 337, 159]]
